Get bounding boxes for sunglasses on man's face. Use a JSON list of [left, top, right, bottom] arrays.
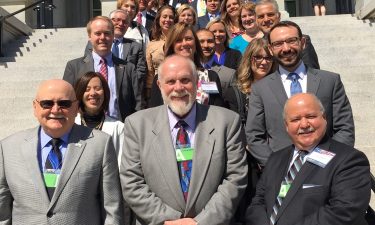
[[35, 100, 76, 109]]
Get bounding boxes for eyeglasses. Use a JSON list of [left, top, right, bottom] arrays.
[[111, 18, 128, 25], [252, 55, 273, 63], [35, 100, 77, 109], [270, 37, 300, 49]]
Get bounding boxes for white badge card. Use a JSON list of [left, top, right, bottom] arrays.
[[306, 147, 335, 168], [201, 82, 219, 94]]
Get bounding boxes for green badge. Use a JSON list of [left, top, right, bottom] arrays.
[[176, 147, 195, 162], [44, 173, 60, 188], [278, 183, 291, 198]]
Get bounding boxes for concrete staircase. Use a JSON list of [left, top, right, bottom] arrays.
[[0, 28, 87, 139], [0, 14, 374, 167]]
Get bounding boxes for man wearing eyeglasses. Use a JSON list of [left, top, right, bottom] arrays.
[[245, 21, 354, 168], [0, 79, 123, 224]]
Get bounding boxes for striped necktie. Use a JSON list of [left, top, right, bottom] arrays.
[[176, 120, 192, 201], [45, 138, 62, 199], [270, 150, 307, 224], [99, 58, 108, 81]]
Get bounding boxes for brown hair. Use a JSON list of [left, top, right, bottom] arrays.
[[164, 22, 203, 69], [150, 5, 176, 40], [74, 72, 110, 113], [238, 2, 256, 30], [237, 38, 274, 94]]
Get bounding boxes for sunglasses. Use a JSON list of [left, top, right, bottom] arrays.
[[35, 100, 77, 109]]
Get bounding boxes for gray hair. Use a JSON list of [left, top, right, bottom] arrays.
[[256, 0, 279, 13], [283, 93, 325, 120], [109, 9, 130, 22], [157, 55, 198, 81]]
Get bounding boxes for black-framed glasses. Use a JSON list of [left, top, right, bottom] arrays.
[[252, 55, 273, 63], [35, 100, 77, 109], [271, 37, 300, 49]]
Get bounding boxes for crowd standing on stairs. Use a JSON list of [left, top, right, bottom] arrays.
[[0, 0, 373, 225]]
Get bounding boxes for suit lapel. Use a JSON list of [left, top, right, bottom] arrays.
[[20, 127, 50, 207], [82, 54, 94, 72], [152, 106, 186, 211], [306, 67, 320, 94], [268, 71, 288, 107], [185, 104, 215, 213], [122, 41, 130, 61], [113, 56, 125, 100], [48, 125, 88, 209]]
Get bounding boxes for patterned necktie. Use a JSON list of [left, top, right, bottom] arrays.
[[176, 120, 192, 201], [137, 12, 142, 25], [112, 39, 120, 58], [45, 138, 62, 199], [270, 150, 307, 225], [99, 58, 108, 81], [287, 73, 302, 96]]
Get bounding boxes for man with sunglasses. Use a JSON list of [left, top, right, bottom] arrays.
[[245, 21, 354, 168], [0, 79, 123, 224]]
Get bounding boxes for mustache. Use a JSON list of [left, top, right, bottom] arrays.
[[170, 90, 190, 98], [298, 126, 315, 134]]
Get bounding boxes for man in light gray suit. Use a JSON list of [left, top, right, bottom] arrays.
[[0, 79, 123, 224], [245, 21, 354, 166], [121, 55, 248, 225]]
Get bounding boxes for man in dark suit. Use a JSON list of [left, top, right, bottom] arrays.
[[197, 0, 221, 29], [63, 16, 142, 121], [246, 93, 371, 225], [120, 55, 247, 225], [136, 0, 155, 34], [255, 0, 320, 69], [245, 21, 354, 166], [0, 79, 123, 224]]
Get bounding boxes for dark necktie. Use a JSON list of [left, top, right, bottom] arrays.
[[99, 58, 108, 81], [45, 138, 62, 199], [287, 72, 302, 96], [112, 39, 120, 58], [176, 120, 192, 201], [270, 150, 307, 224]]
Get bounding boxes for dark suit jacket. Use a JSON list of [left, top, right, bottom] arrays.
[[148, 70, 225, 108], [197, 15, 210, 29], [63, 54, 141, 120], [302, 34, 320, 69], [246, 137, 371, 225], [145, 11, 156, 35], [245, 66, 355, 165], [224, 48, 242, 70]]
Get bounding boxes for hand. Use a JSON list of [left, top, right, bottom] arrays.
[[164, 218, 197, 225]]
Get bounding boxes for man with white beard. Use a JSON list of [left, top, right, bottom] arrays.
[[120, 54, 248, 225]]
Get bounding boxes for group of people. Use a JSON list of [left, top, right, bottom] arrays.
[[0, 0, 372, 225]]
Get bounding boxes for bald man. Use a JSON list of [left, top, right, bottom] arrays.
[[246, 93, 370, 225], [0, 79, 123, 224]]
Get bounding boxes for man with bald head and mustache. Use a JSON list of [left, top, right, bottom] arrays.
[[0, 79, 123, 225], [246, 93, 371, 225]]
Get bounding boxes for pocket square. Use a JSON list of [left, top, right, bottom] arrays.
[[302, 184, 322, 189]]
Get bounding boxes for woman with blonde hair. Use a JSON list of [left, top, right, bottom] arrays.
[[206, 19, 242, 70], [225, 38, 274, 124], [229, 2, 263, 54], [149, 22, 225, 107], [176, 4, 198, 27], [220, 0, 243, 38]]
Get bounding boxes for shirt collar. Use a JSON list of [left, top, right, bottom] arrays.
[[114, 37, 123, 43], [92, 51, 113, 66], [40, 127, 70, 148], [168, 103, 197, 131], [202, 55, 215, 69], [279, 61, 307, 79]]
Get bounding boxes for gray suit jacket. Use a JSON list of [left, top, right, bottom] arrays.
[[120, 104, 248, 225], [210, 64, 236, 94], [0, 125, 123, 225], [245, 66, 355, 165], [63, 54, 142, 120]]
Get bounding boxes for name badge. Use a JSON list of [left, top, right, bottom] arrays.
[[176, 148, 195, 162], [306, 147, 335, 168], [43, 169, 61, 188], [278, 181, 291, 198], [201, 82, 219, 94]]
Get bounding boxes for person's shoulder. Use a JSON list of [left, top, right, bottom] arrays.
[[125, 106, 165, 123], [307, 67, 340, 79], [1, 127, 38, 145], [204, 104, 240, 120], [226, 48, 242, 56], [66, 55, 87, 65]]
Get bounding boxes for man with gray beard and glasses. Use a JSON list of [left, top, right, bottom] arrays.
[[120, 54, 248, 225]]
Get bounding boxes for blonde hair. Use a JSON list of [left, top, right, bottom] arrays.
[[206, 18, 230, 47], [176, 4, 197, 26], [238, 2, 256, 30]]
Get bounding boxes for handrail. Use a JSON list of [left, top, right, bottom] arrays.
[[0, 0, 54, 57], [0, 0, 47, 22]]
